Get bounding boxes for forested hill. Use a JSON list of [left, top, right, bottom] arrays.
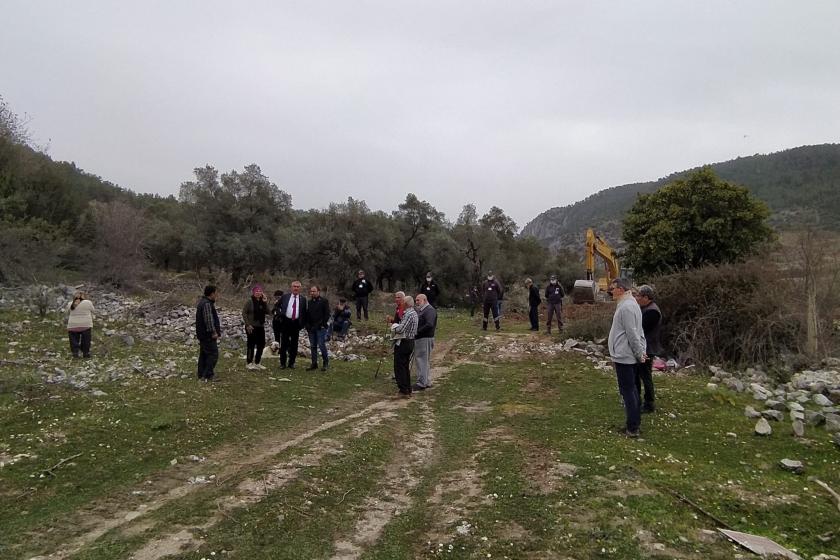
[[521, 144, 840, 252]]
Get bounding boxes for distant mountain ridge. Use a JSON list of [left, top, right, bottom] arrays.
[[521, 144, 840, 252]]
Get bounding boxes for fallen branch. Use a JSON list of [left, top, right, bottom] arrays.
[[667, 489, 733, 529], [337, 488, 354, 505], [14, 487, 37, 500], [624, 465, 733, 529], [810, 477, 840, 512], [43, 453, 82, 477], [284, 501, 313, 518], [216, 503, 241, 525]]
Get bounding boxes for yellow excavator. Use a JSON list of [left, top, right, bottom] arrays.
[[571, 228, 631, 303]]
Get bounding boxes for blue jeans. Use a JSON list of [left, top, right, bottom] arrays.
[[308, 328, 328, 367], [327, 320, 350, 340], [615, 362, 641, 432]]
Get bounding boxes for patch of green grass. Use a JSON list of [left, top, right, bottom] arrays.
[[2, 309, 838, 559], [0, 309, 398, 557]]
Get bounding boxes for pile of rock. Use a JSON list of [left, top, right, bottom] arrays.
[[135, 304, 244, 346], [711, 364, 840, 440], [291, 331, 374, 362]]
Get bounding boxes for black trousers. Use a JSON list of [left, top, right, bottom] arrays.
[[482, 300, 500, 329], [280, 323, 301, 367], [393, 339, 415, 394], [528, 304, 539, 330], [69, 329, 92, 358], [197, 337, 219, 379], [246, 327, 266, 364], [635, 361, 656, 409], [272, 320, 282, 344], [355, 296, 369, 320]]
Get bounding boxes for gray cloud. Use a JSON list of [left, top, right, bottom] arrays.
[[3, 0, 839, 227]]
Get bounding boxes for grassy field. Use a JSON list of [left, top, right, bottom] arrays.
[[1, 308, 838, 559]]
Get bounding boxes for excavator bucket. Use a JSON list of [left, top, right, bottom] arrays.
[[571, 279, 598, 304]]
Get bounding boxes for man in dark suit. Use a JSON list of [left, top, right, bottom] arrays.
[[278, 280, 307, 369]]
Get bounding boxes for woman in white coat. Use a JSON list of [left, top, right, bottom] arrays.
[[67, 291, 95, 358]]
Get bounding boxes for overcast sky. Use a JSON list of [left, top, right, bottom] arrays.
[[3, 1, 839, 227]]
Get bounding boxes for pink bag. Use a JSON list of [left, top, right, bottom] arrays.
[[652, 357, 667, 371]]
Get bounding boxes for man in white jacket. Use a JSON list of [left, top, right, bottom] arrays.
[[607, 278, 647, 437]]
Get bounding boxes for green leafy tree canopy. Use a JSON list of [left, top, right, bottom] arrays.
[[622, 167, 774, 277]]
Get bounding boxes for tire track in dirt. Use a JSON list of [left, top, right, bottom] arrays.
[[329, 398, 437, 560], [34, 399, 403, 560], [130, 409, 400, 560], [31, 338, 460, 560], [425, 426, 516, 544]]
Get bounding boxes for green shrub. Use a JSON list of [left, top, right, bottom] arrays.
[[564, 304, 614, 341], [653, 260, 801, 367]]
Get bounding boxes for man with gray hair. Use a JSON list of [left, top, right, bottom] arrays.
[[525, 278, 541, 331], [413, 293, 437, 390], [608, 277, 647, 437], [634, 284, 663, 413], [390, 295, 418, 397]]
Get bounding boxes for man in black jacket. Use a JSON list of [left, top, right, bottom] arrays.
[[195, 285, 221, 381], [306, 285, 331, 371], [482, 272, 503, 331], [634, 284, 663, 412], [271, 289, 284, 344], [278, 281, 307, 369], [418, 272, 440, 307], [351, 269, 374, 321], [545, 275, 565, 334], [525, 278, 541, 331]]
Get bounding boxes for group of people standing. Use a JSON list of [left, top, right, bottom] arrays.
[[387, 291, 438, 398], [607, 279, 663, 438], [65, 275, 665, 431], [193, 277, 441, 396], [524, 275, 566, 333]]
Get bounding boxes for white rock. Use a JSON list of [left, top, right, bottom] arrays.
[[779, 458, 803, 473], [786, 402, 804, 412], [825, 414, 840, 433], [813, 394, 833, 407], [744, 406, 762, 419], [754, 418, 772, 436]]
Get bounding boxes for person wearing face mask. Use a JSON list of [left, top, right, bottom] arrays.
[[418, 272, 440, 307], [481, 271, 503, 331], [351, 269, 374, 321], [545, 274, 565, 334]]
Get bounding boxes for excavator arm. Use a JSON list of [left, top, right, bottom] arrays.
[[575, 228, 624, 303], [585, 228, 620, 285]]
